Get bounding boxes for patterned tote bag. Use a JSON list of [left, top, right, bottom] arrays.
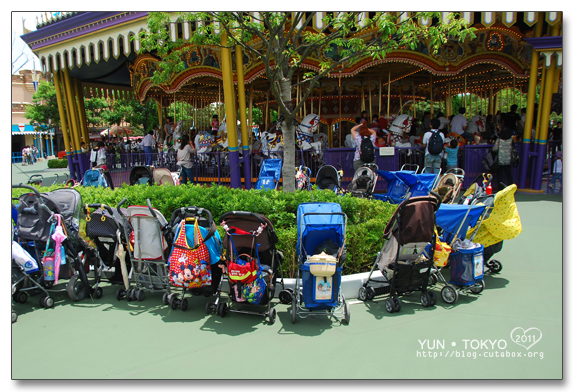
[[168, 220, 212, 289]]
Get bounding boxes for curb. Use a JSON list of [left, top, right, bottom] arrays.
[[43, 168, 70, 172]]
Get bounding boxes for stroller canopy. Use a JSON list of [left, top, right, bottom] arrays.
[[395, 172, 439, 198], [315, 165, 340, 192], [466, 184, 522, 247], [374, 170, 409, 203], [255, 159, 283, 190], [297, 202, 345, 258], [43, 188, 84, 227], [82, 169, 108, 188], [130, 166, 154, 186], [436, 204, 487, 244], [153, 168, 176, 186]]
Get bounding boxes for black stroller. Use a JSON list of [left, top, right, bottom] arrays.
[[213, 211, 287, 325], [358, 194, 441, 313], [12, 185, 102, 308], [130, 166, 154, 185], [315, 164, 343, 193], [347, 163, 379, 198]]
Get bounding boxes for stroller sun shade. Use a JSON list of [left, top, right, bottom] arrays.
[[374, 170, 409, 203], [394, 172, 439, 198], [255, 159, 283, 190], [297, 202, 345, 258], [130, 166, 154, 185], [315, 166, 340, 191], [435, 204, 486, 244]]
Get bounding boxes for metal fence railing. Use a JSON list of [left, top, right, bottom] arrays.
[[72, 144, 547, 192]]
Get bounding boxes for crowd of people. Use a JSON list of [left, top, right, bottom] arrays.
[[20, 145, 40, 165]]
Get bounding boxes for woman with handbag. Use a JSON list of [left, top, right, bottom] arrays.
[[492, 121, 514, 191]]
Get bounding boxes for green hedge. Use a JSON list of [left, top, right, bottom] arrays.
[[12, 184, 396, 277], [47, 158, 69, 168]]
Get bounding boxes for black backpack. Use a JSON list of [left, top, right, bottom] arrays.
[[360, 136, 375, 163], [427, 130, 444, 155]]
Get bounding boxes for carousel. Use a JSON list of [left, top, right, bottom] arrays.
[[22, 11, 562, 191]]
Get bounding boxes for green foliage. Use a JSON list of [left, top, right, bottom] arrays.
[[47, 158, 68, 168], [24, 80, 60, 128], [84, 97, 109, 127], [12, 184, 396, 277]]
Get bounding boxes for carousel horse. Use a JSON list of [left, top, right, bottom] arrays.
[[388, 114, 413, 146], [467, 115, 487, 144], [295, 114, 323, 155], [258, 128, 284, 159], [197, 130, 214, 162], [214, 118, 242, 153], [172, 120, 184, 150]]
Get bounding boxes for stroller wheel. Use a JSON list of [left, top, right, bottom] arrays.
[[441, 285, 458, 304], [181, 298, 188, 311], [268, 308, 277, 325], [385, 299, 395, 313], [420, 292, 430, 307], [136, 290, 145, 302], [205, 301, 214, 315], [12, 311, 18, 324], [94, 287, 104, 299], [428, 291, 437, 306], [470, 280, 485, 294], [366, 287, 375, 301], [115, 288, 124, 301], [221, 303, 229, 318], [342, 301, 351, 325], [291, 298, 297, 324], [428, 274, 438, 286], [358, 286, 367, 302], [170, 294, 179, 310], [162, 292, 169, 305], [489, 260, 503, 274], [44, 297, 55, 309], [393, 297, 402, 312], [17, 291, 28, 304], [67, 274, 86, 302], [44, 281, 54, 289], [278, 290, 293, 305]]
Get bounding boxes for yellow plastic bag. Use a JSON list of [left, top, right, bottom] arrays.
[[433, 228, 452, 267]]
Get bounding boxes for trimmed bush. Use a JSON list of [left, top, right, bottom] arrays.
[[12, 184, 396, 277], [47, 158, 69, 169]]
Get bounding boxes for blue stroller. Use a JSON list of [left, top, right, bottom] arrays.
[[255, 159, 282, 190], [290, 202, 350, 324], [432, 202, 488, 304], [394, 171, 441, 199], [82, 168, 108, 187], [372, 171, 409, 204]]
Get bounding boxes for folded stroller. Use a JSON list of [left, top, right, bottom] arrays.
[[85, 201, 133, 285], [432, 201, 488, 304], [358, 195, 441, 313], [291, 202, 350, 324], [164, 206, 223, 311], [315, 164, 343, 193], [130, 166, 154, 185], [347, 163, 379, 198], [114, 199, 171, 301], [295, 165, 312, 191], [153, 167, 179, 186], [82, 168, 108, 187], [215, 211, 286, 325], [12, 185, 101, 308], [433, 168, 465, 204], [255, 159, 282, 190]]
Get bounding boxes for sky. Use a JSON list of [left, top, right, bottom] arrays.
[[11, 12, 44, 73]]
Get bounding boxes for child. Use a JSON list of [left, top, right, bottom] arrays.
[[445, 139, 459, 171], [551, 151, 562, 192], [211, 115, 220, 132]]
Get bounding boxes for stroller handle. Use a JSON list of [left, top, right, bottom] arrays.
[[169, 206, 213, 228], [87, 203, 114, 216], [219, 211, 267, 226], [12, 184, 41, 196], [146, 198, 159, 220]]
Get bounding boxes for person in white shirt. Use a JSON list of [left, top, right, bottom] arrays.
[[164, 117, 174, 144], [422, 118, 445, 174], [551, 151, 562, 192], [140, 130, 156, 166], [451, 107, 473, 143], [436, 112, 450, 134]]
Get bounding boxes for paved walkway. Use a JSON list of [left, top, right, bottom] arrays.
[[10, 188, 563, 379], [11, 159, 70, 187]]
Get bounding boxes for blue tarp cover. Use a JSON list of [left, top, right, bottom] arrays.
[[296, 202, 345, 258], [436, 204, 486, 241]]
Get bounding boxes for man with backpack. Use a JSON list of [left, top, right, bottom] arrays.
[[422, 118, 445, 174]]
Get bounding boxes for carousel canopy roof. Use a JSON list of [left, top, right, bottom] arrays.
[[21, 11, 562, 110]]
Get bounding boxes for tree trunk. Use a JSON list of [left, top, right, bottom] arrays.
[[279, 78, 296, 192]]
